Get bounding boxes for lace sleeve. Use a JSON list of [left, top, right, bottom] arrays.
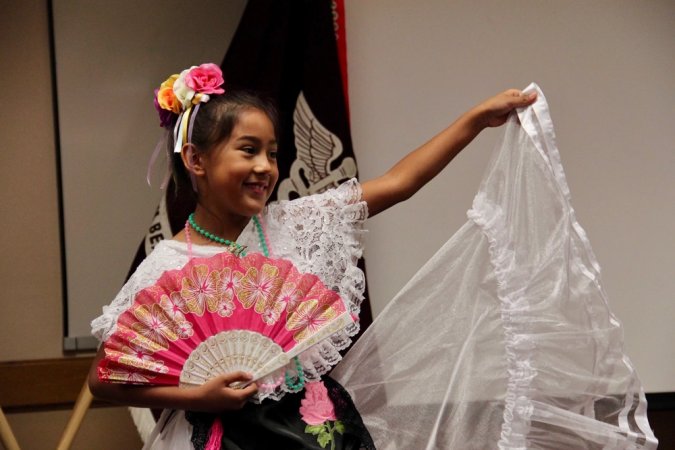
[[90, 243, 188, 342], [265, 178, 368, 309], [260, 179, 369, 387]]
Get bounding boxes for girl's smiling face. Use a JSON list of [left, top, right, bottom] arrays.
[[196, 108, 279, 221]]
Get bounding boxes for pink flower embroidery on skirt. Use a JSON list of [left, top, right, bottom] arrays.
[[300, 381, 345, 449]]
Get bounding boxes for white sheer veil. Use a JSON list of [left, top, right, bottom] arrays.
[[333, 84, 657, 450]]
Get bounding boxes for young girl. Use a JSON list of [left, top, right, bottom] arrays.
[[88, 63, 536, 449]]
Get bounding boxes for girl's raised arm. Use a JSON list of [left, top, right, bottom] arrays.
[[361, 89, 536, 217]]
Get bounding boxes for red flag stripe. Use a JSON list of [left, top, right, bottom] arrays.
[[332, 0, 349, 119]]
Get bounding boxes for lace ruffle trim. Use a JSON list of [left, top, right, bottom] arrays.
[[468, 193, 535, 449]]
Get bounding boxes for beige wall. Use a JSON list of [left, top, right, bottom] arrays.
[[1, 0, 62, 362], [0, 1, 139, 448]]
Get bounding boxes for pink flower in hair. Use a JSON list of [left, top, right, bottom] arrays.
[[186, 63, 225, 95]]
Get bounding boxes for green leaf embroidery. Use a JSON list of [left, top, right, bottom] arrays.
[[305, 424, 325, 436], [317, 430, 331, 448], [305, 420, 344, 449]]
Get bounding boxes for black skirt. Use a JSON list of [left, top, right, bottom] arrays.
[[186, 377, 375, 450]]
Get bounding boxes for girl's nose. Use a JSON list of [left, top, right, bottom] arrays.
[[253, 154, 272, 173]]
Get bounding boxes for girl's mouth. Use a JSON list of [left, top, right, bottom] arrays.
[[244, 182, 268, 195]]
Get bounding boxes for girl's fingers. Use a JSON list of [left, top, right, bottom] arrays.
[[228, 382, 258, 406], [239, 382, 258, 397], [219, 371, 253, 384], [499, 90, 536, 113], [520, 90, 537, 103], [478, 89, 537, 128]]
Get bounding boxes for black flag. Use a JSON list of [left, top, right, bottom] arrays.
[[127, 0, 373, 332]]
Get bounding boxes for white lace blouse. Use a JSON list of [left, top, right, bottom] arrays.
[[91, 179, 368, 400]]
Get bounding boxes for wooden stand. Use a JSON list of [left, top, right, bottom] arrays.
[[0, 407, 20, 450], [56, 380, 93, 450]]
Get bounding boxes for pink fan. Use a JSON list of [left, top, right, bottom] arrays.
[[98, 252, 354, 391]]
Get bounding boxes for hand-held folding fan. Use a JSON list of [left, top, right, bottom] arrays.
[[98, 251, 354, 396]]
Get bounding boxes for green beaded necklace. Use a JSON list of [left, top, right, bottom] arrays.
[[284, 355, 306, 392], [186, 211, 304, 391], [187, 212, 269, 257]]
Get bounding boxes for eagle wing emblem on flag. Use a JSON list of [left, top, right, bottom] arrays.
[[277, 91, 357, 200]]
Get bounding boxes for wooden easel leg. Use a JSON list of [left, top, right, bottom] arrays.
[[0, 406, 21, 450], [56, 380, 93, 450]]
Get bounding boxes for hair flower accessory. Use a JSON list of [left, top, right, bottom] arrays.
[[155, 74, 181, 113], [153, 63, 226, 129], [172, 67, 197, 109], [186, 63, 225, 95], [148, 63, 226, 186], [153, 90, 177, 129], [146, 63, 225, 188]]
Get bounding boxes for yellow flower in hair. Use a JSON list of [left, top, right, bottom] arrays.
[[156, 74, 181, 114], [160, 74, 179, 90]]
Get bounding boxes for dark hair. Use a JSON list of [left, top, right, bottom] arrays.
[[170, 90, 279, 193]]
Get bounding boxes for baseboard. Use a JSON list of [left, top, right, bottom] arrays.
[[0, 357, 94, 412]]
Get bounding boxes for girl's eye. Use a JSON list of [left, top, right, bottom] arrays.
[[242, 146, 256, 155], [269, 150, 278, 160]]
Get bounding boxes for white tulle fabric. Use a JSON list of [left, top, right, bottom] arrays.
[[332, 84, 657, 449], [91, 179, 367, 402]]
